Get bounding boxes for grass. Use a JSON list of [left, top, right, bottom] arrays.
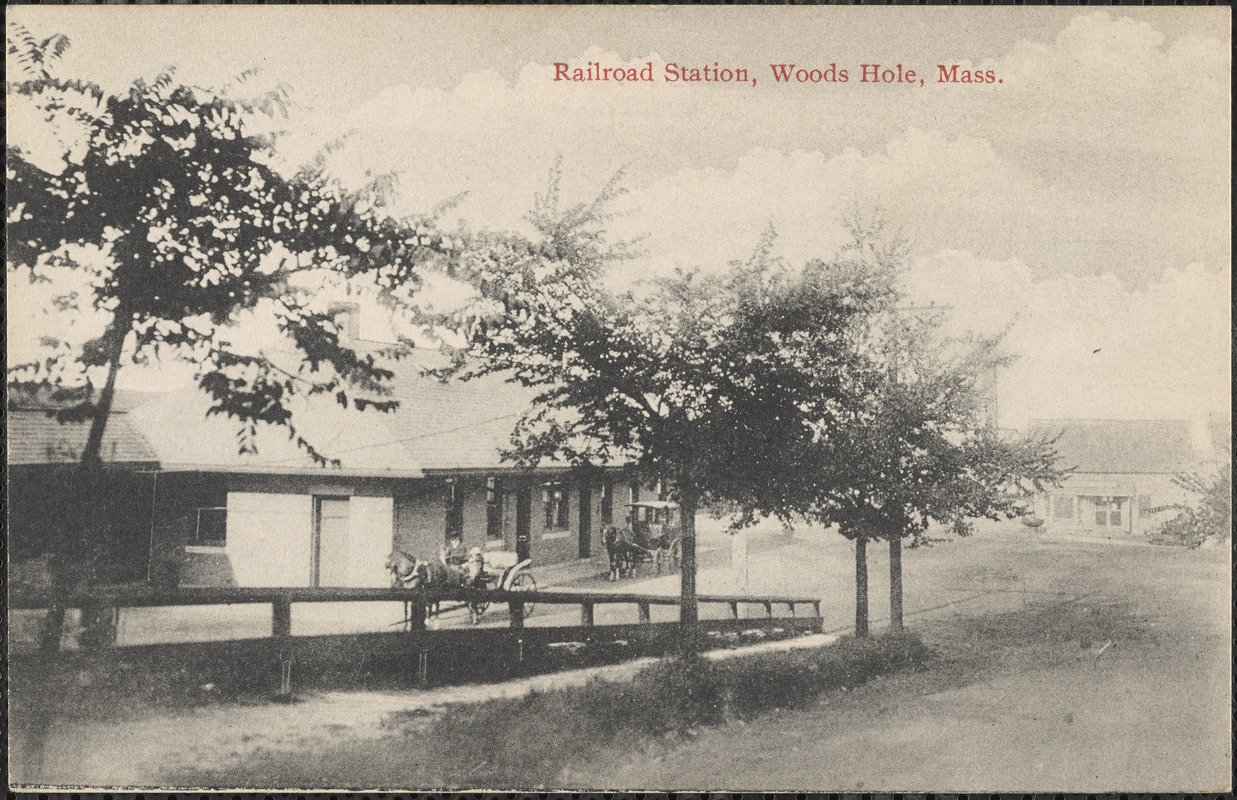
[[7, 624, 817, 729], [419, 632, 930, 788]]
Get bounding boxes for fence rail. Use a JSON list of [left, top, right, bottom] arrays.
[[10, 585, 821, 611], [13, 585, 825, 696], [13, 585, 821, 640]]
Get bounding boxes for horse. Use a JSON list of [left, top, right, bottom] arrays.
[[386, 549, 454, 617], [387, 549, 491, 623], [603, 524, 637, 580]]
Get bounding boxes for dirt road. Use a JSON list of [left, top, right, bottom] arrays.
[[572, 532, 1231, 792]]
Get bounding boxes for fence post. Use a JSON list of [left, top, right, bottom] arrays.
[[509, 597, 525, 629], [405, 599, 426, 632], [637, 601, 651, 624], [80, 602, 119, 650], [729, 601, 739, 620], [417, 639, 430, 686], [581, 601, 594, 628], [788, 601, 796, 617], [273, 598, 293, 699]]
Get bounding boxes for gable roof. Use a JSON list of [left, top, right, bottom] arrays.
[[127, 385, 427, 477], [7, 407, 159, 467], [383, 355, 542, 472], [8, 349, 608, 478], [120, 350, 551, 476], [1030, 419, 1197, 475]]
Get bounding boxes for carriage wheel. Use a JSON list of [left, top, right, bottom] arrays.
[[669, 538, 682, 572], [510, 572, 536, 618]]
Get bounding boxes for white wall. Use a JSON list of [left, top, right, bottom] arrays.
[[346, 496, 395, 587], [226, 492, 314, 587], [225, 491, 394, 587]]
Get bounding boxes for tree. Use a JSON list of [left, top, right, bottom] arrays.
[[433, 176, 892, 651], [1149, 467, 1232, 549], [7, 26, 455, 651], [819, 262, 1062, 634]]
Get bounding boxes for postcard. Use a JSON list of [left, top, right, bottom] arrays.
[[6, 5, 1231, 793]]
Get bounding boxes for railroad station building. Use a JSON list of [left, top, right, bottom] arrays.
[[9, 355, 636, 591]]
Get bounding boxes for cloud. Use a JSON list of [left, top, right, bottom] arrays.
[[329, 48, 684, 232], [313, 13, 1227, 284], [906, 251, 1231, 426], [7, 9, 1228, 416], [608, 131, 1060, 276], [604, 130, 1230, 425], [296, 13, 1231, 426]]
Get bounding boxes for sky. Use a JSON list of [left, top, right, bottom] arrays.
[[7, 7, 1232, 430]]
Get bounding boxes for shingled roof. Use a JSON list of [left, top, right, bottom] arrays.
[[7, 407, 159, 467], [113, 350, 550, 476], [383, 355, 543, 472], [1031, 419, 1197, 475], [8, 348, 605, 477], [127, 384, 428, 477]]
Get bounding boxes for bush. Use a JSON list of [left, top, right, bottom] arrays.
[[1149, 467, 1232, 549], [425, 632, 929, 787]]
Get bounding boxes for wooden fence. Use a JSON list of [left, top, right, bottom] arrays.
[[11, 586, 825, 695]]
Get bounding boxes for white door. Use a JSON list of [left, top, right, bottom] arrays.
[[346, 496, 396, 587], [314, 498, 352, 587]]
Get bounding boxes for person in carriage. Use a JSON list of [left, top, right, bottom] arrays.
[[439, 534, 467, 570], [386, 543, 488, 623]]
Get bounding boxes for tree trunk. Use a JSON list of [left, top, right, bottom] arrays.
[[39, 322, 129, 655], [889, 533, 904, 631], [78, 326, 127, 471], [678, 482, 699, 654], [854, 534, 869, 638]]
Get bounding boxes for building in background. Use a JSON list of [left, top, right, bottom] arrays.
[[1029, 419, 1205, 539]]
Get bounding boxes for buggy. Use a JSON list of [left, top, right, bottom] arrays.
[[604, 501, 683, 579], [386, 549, 537, 623]]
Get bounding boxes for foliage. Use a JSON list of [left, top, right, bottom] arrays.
[[813, 241, 1063, 545], [7, 23, 455, 465], [437, 180, 1057, 541], [1149, 467, 1233, 548], [6, 24, 70, 81], [434, 172, 893, 523], [425, 633, 929, 786]]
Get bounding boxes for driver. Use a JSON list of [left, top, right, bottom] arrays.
[[439, 534, 467, 569]]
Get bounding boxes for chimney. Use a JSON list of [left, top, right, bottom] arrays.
[[328, 301, 361, 344]]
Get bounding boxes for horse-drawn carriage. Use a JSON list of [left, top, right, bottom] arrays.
[[603, 500, 683, 580], [386, 548, 537, 624]]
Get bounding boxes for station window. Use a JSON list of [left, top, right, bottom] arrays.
[[445, 481, 464, 540], [192, 506, 227, 546], [543, 482, 570, 530], [600, 481, 614, 524], [486, 477, 504, 542]]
